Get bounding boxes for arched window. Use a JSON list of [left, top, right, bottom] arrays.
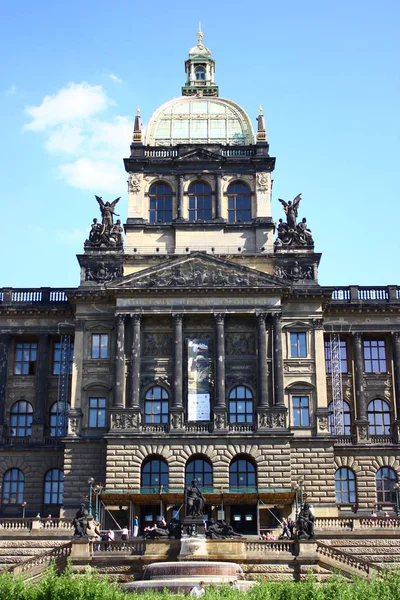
[[144, 386, 169, 424], [2, 469, 24, 504], [228, 386, 254, 424], [227, 182, 251, 223], [44, 469, 64, 505], [335, 467, 356, 504], [188, 181, 212, 221], [368, 399, 391, 436], [141, 458, 169, 489], [376, 467, 397, 503], [186, 457, 212, 487], [195, 66, 206, 81], [49, 402, 70, 437], [149, 182, 173, 223], [328, 401, 351, 436], [229, 457, 256, 489], [10, 401, 33, 437]]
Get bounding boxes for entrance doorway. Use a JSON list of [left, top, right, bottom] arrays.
[[230, 504, 257, 535]]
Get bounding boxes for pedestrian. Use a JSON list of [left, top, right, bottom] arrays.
[[190, 581, 206, 597], [288, 518, 294, 538], [121, 526, 129, 541], [133, 515, 139, 537], [281, 517, 290, 539]]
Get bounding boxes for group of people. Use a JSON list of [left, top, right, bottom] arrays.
[[190, 581, 241, 596]]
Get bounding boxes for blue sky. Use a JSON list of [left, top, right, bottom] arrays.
[[1, 0, 399, 288]]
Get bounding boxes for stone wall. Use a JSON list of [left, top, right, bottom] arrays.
[[63, 441, 106, 515]]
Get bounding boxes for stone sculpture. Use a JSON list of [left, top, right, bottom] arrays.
[[72, 503, 89, 537], [186, 480, 205, 518], [84, 196, 123, 249], [275, 194, 314, 248], [296, 503, 315, 540]]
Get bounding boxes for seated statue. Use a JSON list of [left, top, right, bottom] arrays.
[[206, 518, 242, 539], [144, 518, 169, 539], [296, 503, 315, 539], [186, 480, 205, 518], [72, 503, 89, 538]]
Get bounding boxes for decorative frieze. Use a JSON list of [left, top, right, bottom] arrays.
[[110, 410, 141, 430]]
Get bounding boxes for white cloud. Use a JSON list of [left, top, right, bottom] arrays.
[[88, 116, 132, 158], [108, 73, 123, 84], [59, 158, 125, 193], [24, 82, 112, 132], [45, 125, 85, 154], [5, 84, 17, 96]]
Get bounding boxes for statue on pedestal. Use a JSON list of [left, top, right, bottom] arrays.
[[186, 480, 205, 518], [72, 503, 89, 537], [275, 194, 314, 248], [296, 503, 315, 540], [84, 195, 123, 249]]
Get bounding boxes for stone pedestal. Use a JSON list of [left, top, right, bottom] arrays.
[[183, 516, 206, 537], [179, 535, 208, 561], [355, 419, 370, 443], [70, 538, 92, 561]]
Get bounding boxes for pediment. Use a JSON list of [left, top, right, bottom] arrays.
[[176, 147, 221, 162], [108, 253, 287, 291]]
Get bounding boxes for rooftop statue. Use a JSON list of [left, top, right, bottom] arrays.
[[275, 194, 314, 249], [84, 196, 123, 249]]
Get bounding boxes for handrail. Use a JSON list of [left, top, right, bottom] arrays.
[[316, 541, 382, 576], [245, 540, 294, 553], [94, 539, 145, 554], [5, 541, 72, 579]]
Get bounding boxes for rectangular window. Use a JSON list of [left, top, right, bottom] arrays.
[[292, 396, 310, 427], [53, 341, 74, 375], [324, 340, 348, 373], [14, 341, 37, 375], [363, 340, 387, 373], [91, 334, 109, 359], [290, 332, 307, 358], [88, 397, 106, 428]]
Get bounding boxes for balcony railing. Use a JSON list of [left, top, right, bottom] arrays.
[[0, 288, 70, 306], [330, 285, 399, 304]]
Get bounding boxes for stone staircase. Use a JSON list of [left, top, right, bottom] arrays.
[[326, 538, 400, 568], [0, 540, 68, 571]]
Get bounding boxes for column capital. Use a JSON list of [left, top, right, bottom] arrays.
[[392, 331, 400, 342], [353, 332, 363, 344], [173, 313, 184, 323], [74, 319, 86, 332], [214, 313, 225, 324], [272, 312, 282, 324], [131, 313, 141, 324], [116, 314, 126, 324], [257, 312, 267, 325]]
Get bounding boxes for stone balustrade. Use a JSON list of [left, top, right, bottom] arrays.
[[0, 517, 72, 532], [316, 541, 382, 577], [330, 286, 400, 304], [94, 539, 145, 554], [315, 516, 400, 530], [245, 540, 294, 554], [6, 542, 72, 580], [0, 518, 32, 530]]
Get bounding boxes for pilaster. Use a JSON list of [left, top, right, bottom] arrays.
[[257, 313, 269, 408], [128, 314, 141, 408], [0, 334, 10, 436], [113, 315, 126, 408]]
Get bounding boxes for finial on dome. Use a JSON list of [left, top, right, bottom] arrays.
[[136, 107, 141, 115], [132, 108, 142, 145], [256, 106, 267, 143], [259, 105, 263, 114], [197, 22, 203, 44]]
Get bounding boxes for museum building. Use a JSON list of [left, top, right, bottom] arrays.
[[1, 31, 400, 535]]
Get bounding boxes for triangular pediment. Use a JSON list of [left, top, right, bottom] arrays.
[[176, 147, 221, 162], [108, 252, 287, 291]]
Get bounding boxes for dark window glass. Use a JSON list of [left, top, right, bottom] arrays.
[[14, 342, 37, 375], [227, 182, 251, 223], [89, 397, 106, 428], [292, 396, 310, 427], [290, 333, 307, 358], [149, 183, 173, 223], [368, 399, 391, 435], [2, 469, 24, 504], [185, 458, 212, 487], [229, 458, 256, 489], [324, 340, 348, 373], [144, 387, 169, 424], [91, 334, 109, 359], [141, 459, 169, 488], [335, 467, 356, 504], [376, 467, 397, 503], [44, 469, 64, 504], [228, 386, 253, 423], [195, 67, 206, 81], [53, 341, 74, 375], [49, 402, 70, 437], [363, 340, 387, 373], [328, 401, 351, 436], [188, 181, 212, 221], [10, 401, 33, 437]]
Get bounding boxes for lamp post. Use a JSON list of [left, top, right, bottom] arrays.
[[93, 485, 102, 522], [292, 483, 300, 520], [394, 483, 400, 517], [21, 501, 27, 519], [299, 480, 304, 509], [88, 477, 94, 517]]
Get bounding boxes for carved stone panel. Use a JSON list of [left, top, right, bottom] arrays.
[[226, 333, 255, 356], [143, 334, 172, 357]]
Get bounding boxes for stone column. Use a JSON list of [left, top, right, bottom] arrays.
[[113, 315, 126, 408], [215, 314, 226, 408], [0, 334, 10, 437], [68, 320, 84, 436], [353, 333, 368, 442], [128, 314, 141, 408], [272, 313, 285, 407], [215, 174, 223, 219], [392, 332, 400, 440], [32, 334, 49, 442], [176, 175, 184, 220], [173, 314, 183, 408], [257, 314, 268, 407]]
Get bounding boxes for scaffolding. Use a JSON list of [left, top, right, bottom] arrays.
[[56, 334, 71, 436], [330, 333, 344, 435]]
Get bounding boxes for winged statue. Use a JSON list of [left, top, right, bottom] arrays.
[[278, 193, 302, 229], [95, 195, 121, 232]]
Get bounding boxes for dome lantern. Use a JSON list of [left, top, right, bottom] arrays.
[[182, 26, 218, 97]]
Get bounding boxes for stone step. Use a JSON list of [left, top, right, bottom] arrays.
[[329, 539, 400, 547], [0, 540, 66, 549]]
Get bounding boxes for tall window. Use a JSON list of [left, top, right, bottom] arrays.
[[292, 396, 310, 427], [141, 458, 169, 489], [2, 469, 24, 504], [367, 399, 391, 436], [44, 469, 64, 504], [10, 401, 33, 437], [88, 397, 106, 428], [363, 340, 387, 373], [376, 467, 397, 503], [91, 334, 109, 359], [228, 386, 253, 424], [14, 341, 37, 375], [186, 457, 212, 487], [328, 401, 351, 436], [324, 339, 348, 373], [144, 386, 169, 424], [149, 182, 173, 223], [229, 457, 256, 489], [53, 341, 74, 375], [227, 182, 251, 223], [195, 66, 206, 81], [49, 402, 70, 437], [335, 467, 356, 504], [188, 181, 212, 221], [290, 332, 307, 358]]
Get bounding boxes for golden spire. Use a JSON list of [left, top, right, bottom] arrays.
[[136, 107, 141, 115], [197, 21, 203, 45], [259, 105, 263, 114]]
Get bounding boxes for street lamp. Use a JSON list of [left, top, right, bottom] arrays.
[[394, 483, 400, 517], [292, 483, 300, 520], [21, 501, 27, 519], [88, 477, 94, 517], [93, 485, 103, 522]]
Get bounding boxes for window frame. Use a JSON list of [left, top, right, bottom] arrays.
[[2, 469, 24, 504], [144, 386, 169, 424], [141, 458, 169, 488], [49, 401, 70, 437], [185, 457, 213, 488], [290, 332, 307, 358], [148, 182, 173, 224], [363, 339, 387, 373], [292, 395, 310, 427], [188, 181, 212, 222], [228, 386, 254, 424], [367, 398, 391, 436], [10, 400, 33, 437], [52, 340, 74, 375], [328, 400, 352, 436], [324, 339, 348, 374], [14, 341, 37, 375], [44, 469, 64, 505], [376, 466, 397, 503], [229, 457, 257, 489], [335, 467, 356, 504], [90, 334, 109, 360], [88, 397, 107, 428], [227, 182, 251, 223]]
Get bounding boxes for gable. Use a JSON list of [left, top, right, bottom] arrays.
[[175, 147, 221, 162]]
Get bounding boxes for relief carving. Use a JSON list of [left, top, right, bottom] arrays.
[[214, 413, 227, 429], [318, 416, 329, 431], [85, 264, 123, 283], [111, 411, 141, 430], [256, 173, 269, 193], [143, 334, 172, 357], [171, 413, 183, 429], [226, 333, 255, 355], [128, 174, 141, 194], [274, 261, 315, 281]]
